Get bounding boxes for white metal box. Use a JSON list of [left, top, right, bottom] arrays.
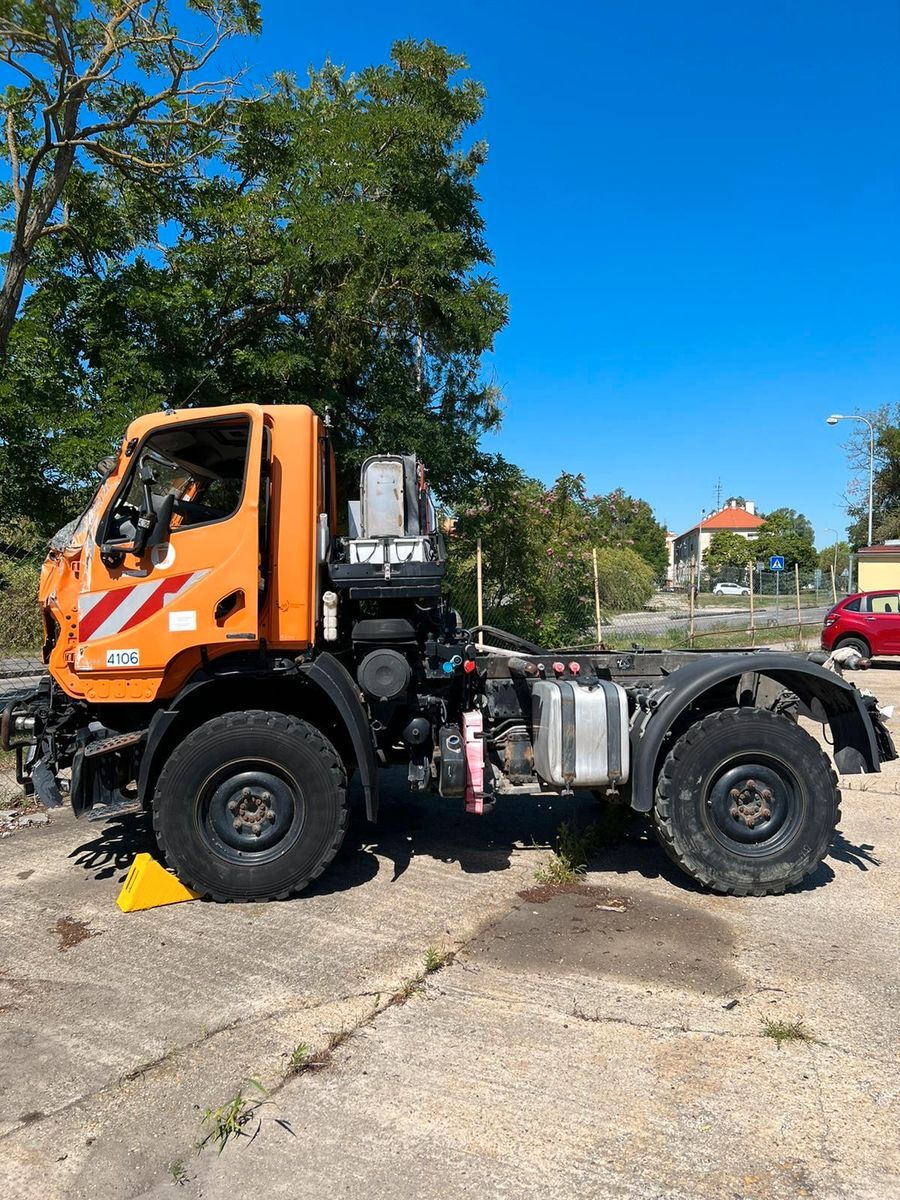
[[347, 537, 431, 565], [531, 679, 630, 788]]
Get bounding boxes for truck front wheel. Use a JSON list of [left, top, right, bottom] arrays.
[[654, 707, 840, 896], [152, 710, 348, 901]]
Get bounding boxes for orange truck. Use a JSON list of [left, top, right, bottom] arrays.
[[2, 403, 894, 899]]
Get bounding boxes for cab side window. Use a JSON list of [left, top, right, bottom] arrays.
[[104, 419, 250, 544]]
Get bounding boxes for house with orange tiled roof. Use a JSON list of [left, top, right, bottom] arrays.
[[673, 500, 764, 585]]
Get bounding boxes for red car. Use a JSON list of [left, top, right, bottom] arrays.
[[822, 590, 900, 658]]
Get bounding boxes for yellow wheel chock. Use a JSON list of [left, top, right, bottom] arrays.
[[116, 853, 200, 912]]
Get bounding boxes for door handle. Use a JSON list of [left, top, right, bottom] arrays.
[[215, 589, 244, 622]]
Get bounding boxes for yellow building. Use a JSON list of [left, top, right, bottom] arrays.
[[857, 542, 900, 591]]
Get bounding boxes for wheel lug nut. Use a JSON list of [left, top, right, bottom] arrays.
[[729, 788, 740, 799], [242, 787, 251, 799], [762, 789, 772, 801], [228, 799, 239, 813], [252, 824, 262, 837], [266, 808, 276, 822], [233, 819, 243, 832]]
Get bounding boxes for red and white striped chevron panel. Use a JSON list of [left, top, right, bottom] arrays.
[[78, 571, 209, 643]]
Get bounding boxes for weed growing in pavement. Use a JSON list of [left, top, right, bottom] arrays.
[[167, 1159, 190, 1186], [534, 848, 582, 886], [197, 1080, 269, 1153], [534, 818, 623, 884], [285, 1042, 310, 1075], [393, 976, 425, 1004], [424, 944, 452, 974], [761, 1018, 813, 1047], [327, 1024, 351, 1051]]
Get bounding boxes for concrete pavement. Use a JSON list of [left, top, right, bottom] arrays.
[[1, 669, 898, 1199]]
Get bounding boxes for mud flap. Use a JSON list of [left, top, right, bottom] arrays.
[[31, 757, 64, 809]]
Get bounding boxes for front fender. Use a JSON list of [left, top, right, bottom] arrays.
[[296, 652, 379, 823], [629, 652, 886, 813], [136, 652, 379, 821]]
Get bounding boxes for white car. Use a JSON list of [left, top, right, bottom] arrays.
[[713, 581, 750, 596]]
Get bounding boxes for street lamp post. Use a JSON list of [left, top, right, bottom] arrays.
[[826, 414, 874, 548]]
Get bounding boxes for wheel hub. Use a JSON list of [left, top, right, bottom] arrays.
[[707, 760, 800, 849], [204, 767, 301, 857], [228, 786, 277, 837], [727, 778, 774, 829]]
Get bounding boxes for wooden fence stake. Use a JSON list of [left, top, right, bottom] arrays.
[[688, 563, 696, 647], [748, 562, 755, 646], [795, 562, 802, 643], [476, 537, 484, 647], [592, 547, 603, 648]]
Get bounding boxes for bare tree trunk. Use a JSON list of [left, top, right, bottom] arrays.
[[0, 249, 29, 354], [0, 142, 75, 357]]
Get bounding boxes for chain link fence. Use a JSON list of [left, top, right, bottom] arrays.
[[451, 548, 841, 656], [1, 530, 45, 812]]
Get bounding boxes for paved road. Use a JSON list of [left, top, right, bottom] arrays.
[[609, 603, 830, 640], [1, 668, 898, 1199]]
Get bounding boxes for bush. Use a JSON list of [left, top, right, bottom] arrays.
[[0, 522, 45, 656], [592, 546, 656, 612]]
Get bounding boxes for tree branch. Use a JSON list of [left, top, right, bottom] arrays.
[[5, 111, 21, 210]]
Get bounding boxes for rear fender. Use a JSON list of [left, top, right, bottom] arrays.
[[629, 653, 885, 813]]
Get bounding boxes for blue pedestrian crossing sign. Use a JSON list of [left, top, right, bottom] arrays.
[[769, 555, 785, 572]]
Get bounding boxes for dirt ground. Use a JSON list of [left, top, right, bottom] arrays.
[[1, 665, 898, 1200]]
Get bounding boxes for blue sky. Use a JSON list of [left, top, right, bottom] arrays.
[[241, 2, 899, 544]]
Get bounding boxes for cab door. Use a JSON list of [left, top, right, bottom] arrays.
[[865, 592, 900, 654], [74, 406, 264, 698]]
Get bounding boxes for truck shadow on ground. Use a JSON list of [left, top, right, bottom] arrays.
[[67, 784, 597, 894], [67, 778, 881, 900]]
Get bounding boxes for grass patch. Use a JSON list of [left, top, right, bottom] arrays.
[[761, 1018, 813, 1047], [197, 1080, 269, 1153]]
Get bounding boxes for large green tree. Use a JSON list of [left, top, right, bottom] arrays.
[[818, 540, 851, 582], [763, 507, 815, 543], [1, 39, 508, 529], [0, 0, 260, 352], [754, 509, 817, 571], [838, 409, 900, 547], [586, 488, 668, 577], [445, 465, 659, 646], [705, 529, 755, 574]]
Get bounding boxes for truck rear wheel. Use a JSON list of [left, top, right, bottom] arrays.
[[152, 710, 348, 902], [653, 707, 840, 897]]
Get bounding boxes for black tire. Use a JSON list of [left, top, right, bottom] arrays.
[[835, 634, 871, 658], [152, 710, 348, 901], [654, 708, 840, 897]]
